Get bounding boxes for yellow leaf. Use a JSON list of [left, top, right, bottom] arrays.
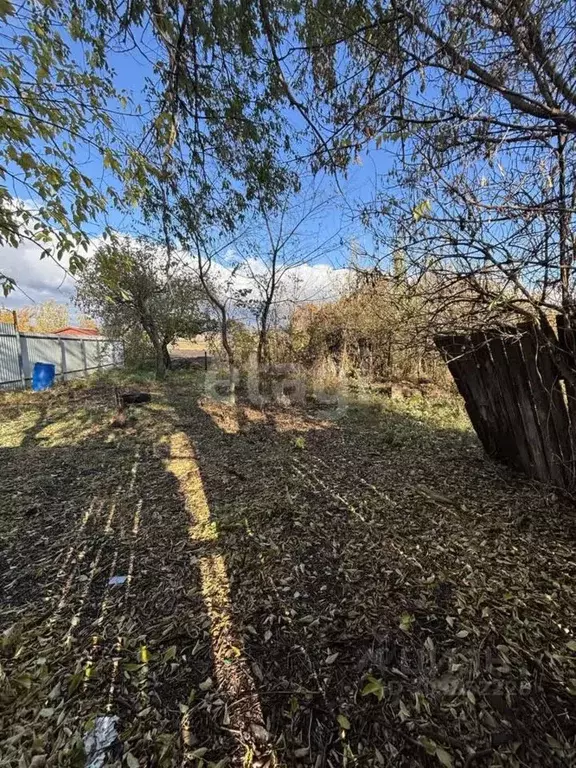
[[139, 645, 150, 664]]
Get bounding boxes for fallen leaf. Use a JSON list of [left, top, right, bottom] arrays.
[[337, 714, 351, 730]]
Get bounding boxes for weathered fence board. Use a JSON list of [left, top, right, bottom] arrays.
[[557, 315, 576, 435], [436, 323, 576, 491], [0, 322, 23, 387], [522, 324, 575, 488], [434, 334, 493, 456], [483, 329, 537, 475]]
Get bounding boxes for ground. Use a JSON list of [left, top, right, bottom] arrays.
[[1, 370, 576, 768]]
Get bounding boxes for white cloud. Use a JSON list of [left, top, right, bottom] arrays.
[[281, 262, 351, 304], [0, 240, 77, 307], [1, 238, 351, 314], [208, 259, 351, 307]]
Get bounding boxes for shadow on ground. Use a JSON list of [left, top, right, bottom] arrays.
[[167, 375, 576, 767], [0, 383, 234, 765], [1, 374, 576, 767]]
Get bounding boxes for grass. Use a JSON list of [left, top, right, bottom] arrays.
[[1, 370, 576, 767]]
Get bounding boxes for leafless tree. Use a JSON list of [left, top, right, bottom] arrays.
[[234, 188, 342, 368]]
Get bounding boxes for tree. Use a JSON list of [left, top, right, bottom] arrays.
[[256, 0, 576, 375], [0, 306, 33, 331], [188, 231, 245, 385], [1, 1, 297, 301], [234, 188, 341, 368], [75, 238, 210, 378], [29, 299, 69, 332], [0, 300, 69, 332], [0, 1, 134, 295], [77, 314, 98, 331]]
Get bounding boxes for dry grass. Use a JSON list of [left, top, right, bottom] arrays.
[[1, 372, 576, 767], [170, 336, 209, 355]]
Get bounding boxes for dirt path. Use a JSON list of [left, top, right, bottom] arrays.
[[1, 373, 576, 766]]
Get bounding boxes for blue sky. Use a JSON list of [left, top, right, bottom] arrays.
[[1, 20, 396, 309]]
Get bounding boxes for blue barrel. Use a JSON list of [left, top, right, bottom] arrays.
[[32, 362, 56, 391]]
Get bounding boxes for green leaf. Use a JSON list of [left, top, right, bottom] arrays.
[[124, 663, 142, 672], [163, 645, 177, 662], [361, 675, 385, 702], [126, 752, 139, 768], [435, 746, 453, 767], [399, 613, 415, 633], [337, 714, 350, 730], [18, 152, 36, 172], [566, 640, 576, 652]]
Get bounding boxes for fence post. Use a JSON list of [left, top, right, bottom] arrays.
[[15, 334, 25, 387], [19, 335, 31, 385], [59, 338, 67, 382], [13, 320, 25, 388]]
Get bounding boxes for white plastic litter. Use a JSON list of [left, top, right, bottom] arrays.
[[108, 575, 128, 586], [84, 715, 119, 768]]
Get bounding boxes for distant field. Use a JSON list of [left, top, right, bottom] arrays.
[[169, 335, 209, 356]]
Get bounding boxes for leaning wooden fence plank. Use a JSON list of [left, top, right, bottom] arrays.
[[436, 322, 576, 490], [523, 324, 575, 489], [499, 328, 557, 484], [556, 314, 576, 437], [435, 334, 496, 456], [466, 331, 514, 464], [478, 329, 540, 477]]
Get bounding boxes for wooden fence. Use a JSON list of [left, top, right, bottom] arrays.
[[435, 323, 576, 491]]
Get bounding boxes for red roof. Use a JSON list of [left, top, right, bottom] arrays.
[[52, 326, 100, 337]]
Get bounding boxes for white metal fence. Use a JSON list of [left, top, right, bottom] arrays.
[[0, 322, 123, 390]]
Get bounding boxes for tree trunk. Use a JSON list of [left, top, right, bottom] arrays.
[[142, 319, 166, 379], [154, 341, 166, 379], [257, 326, 269, 370], [162, 341, 172, 371], [220, 320, 236, 393], [557, 131, 573, 313]]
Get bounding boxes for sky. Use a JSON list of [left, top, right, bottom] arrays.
[[0, 14, 393, 312]]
